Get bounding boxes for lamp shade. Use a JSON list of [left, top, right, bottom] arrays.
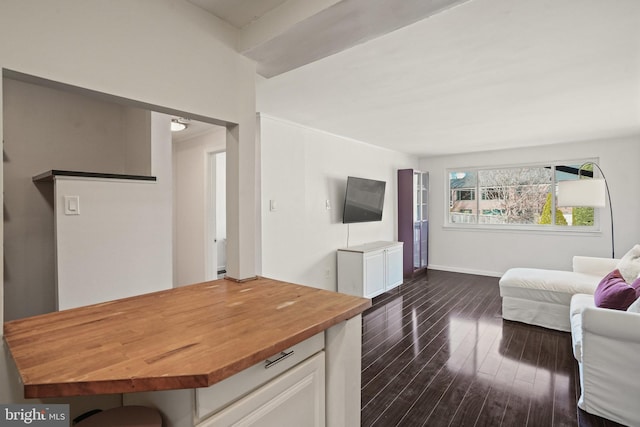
[[557, 179, 606, 207]]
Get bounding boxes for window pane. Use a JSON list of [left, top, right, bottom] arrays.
[[447, 162, 598, 230], [478, 167, 552, 225], [555, 164, 595, 226], [449, 171, 477, 223]]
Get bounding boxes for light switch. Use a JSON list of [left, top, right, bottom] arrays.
[[325, 200, 331, 210], [64, 196, 80, 215], [270, 200, 277, 212]]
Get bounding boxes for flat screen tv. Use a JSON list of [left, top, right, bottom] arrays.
[[343, 176, 386, 223]]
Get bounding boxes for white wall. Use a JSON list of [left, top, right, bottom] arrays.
[[420, 136, 640, 276], [55, 177, 172, 310], [260, 115, 419, 290], [0, 0, 257, 412], [173, 127, 226, 286]]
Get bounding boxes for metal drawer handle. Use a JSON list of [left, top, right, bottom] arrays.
[[265, 350, 294, 369]]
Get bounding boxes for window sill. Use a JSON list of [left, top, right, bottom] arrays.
[[442, 223, 602, 236]]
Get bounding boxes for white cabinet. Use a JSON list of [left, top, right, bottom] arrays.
[[125, 333, 328, 427], [337, 241, 404, 298], [196, 333, 324, 421], [199, 352, 325, 427], [124, 316, 364, 427]]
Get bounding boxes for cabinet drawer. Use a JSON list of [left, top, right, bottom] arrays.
[[196, 332, 324, 421]]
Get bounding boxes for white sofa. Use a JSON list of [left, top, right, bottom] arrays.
[[570, 294, 640, 426], [500, 256, 640, 426], [499, 256, 619, 331]]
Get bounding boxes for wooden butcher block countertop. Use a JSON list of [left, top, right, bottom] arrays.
[[3, 277, 370, 398]]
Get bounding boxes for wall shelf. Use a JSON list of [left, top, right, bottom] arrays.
[[32, 169, 157, 183]]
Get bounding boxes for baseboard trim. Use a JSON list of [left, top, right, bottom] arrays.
[[428, 264, 503, 278]]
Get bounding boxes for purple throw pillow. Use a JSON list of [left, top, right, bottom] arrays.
[[594, 269, 640, 310]]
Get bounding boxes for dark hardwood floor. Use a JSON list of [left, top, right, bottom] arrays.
[[360, 270, 624, 427]]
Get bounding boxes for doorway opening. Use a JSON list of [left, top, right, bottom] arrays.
[[172, 121, 226, 286], [207, 151, 226, 280]]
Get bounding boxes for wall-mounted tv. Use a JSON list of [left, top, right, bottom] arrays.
[[343, 176, 386, 223]]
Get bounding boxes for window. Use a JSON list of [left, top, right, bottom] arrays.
[[447, 163, 597, 229], [456, 189, 475, 201]]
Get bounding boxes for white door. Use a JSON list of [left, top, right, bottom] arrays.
[[206, 151, 226, 280]]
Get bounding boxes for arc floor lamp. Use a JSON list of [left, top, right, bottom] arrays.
[[557, 162, 614, 258]]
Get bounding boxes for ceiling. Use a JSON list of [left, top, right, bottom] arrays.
[[187, 0, 287, 29], [189, 0, 640, 157]]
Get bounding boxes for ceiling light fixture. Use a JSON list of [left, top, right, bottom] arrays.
[[171, 118, 189, 132]]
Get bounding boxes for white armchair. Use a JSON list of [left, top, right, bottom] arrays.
[[570, 293, 640, 426]]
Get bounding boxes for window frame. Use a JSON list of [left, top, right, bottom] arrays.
[[444, 159, 601, 233]]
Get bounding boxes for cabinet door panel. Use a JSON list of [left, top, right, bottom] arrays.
[[196, 333, 324, 420], [386, 246, 404, 290], [364, 251, 385, 297], [199, 352, 325, 427]]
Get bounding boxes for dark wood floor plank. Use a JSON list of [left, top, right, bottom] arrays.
[[449, 372, 492, 427], [417, 294, 503, 426], [361, 288, 485, 418], [362, 275, 444, 343], [362, 284, 494, 424], [361, 280, 487, 391], [358, 269, 620, 427], [364, 273, 465, 337], [500, 327, 544, 427], [362, 279, 462, 357], [473, 322, 527, 427], [428, 323, 501, 427], [369, 286, 500, 426], [554, 333, 579, 427], [526, 332, 557, 426]]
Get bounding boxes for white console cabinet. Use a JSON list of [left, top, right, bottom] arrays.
[[337, 241, 404, 298]]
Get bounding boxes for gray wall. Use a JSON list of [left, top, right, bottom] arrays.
[[2, 78, 150, 320]]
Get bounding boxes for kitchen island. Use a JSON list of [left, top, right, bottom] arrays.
[[4, 277, 370, 426]]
